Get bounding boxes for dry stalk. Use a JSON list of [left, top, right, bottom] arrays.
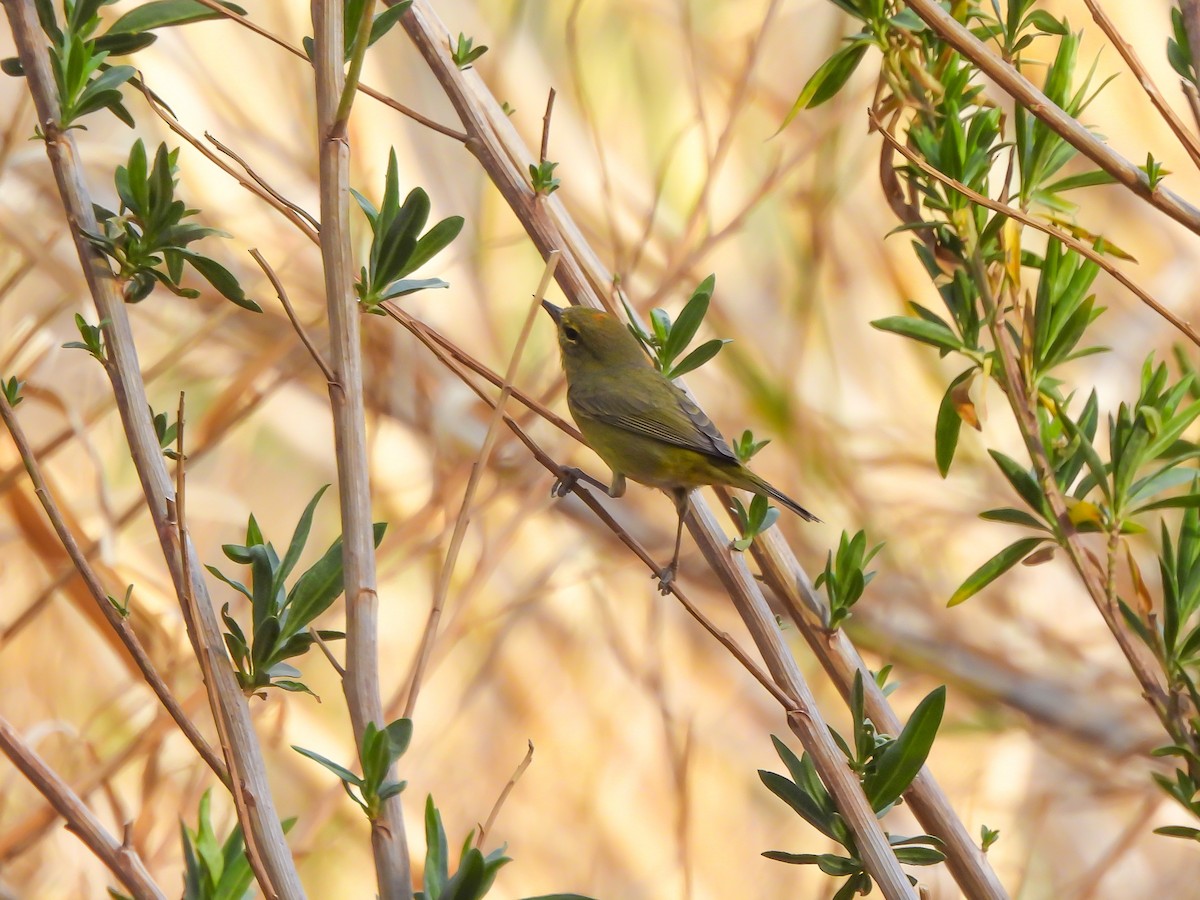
[[311, 2, 410, 896], [1, 0, 304, 894], [0, 716, 165, 900], [0, 391, 228, 784]]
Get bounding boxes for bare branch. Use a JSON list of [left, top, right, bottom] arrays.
[[0, 716, 165, 900], [311, 3, 410, 895]]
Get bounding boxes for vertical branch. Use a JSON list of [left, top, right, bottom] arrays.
[[0, 717, 165, 900], [311, 2, 411, 897], [1, 1, 304, 896]]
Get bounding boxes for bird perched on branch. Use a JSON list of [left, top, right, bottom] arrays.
[[542, 300, 818, 592]]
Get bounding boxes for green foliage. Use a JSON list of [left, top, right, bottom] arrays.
[[529, 160, 561, 196], [795, 0, 1200, 841], [151, 405, 180, 459], [84, 140, 260, 310], [208, 485, 387, 697], [351, 148, 463, 313], [815, 530, 883, 629], [300, 0, 413, 61], [729, 494, 779, 551], [980, 825, 1000, 853], [180, 789, 294, 900], [732, 428, 770, 464], [106, 583, 133, 618], [294, 719, 411, 820], [759, 674, 947, 896], [451, 32, 488, 69], [62, 312, 108, 363], [2, 376, 24, 407], [623, 274, 731, 378], [3, 1, 246, 128]]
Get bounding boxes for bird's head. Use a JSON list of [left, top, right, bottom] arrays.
[[542, 302, 649, 376]]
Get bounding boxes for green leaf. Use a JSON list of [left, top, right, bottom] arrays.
[[871, 315, 963, 352], [292, 745, 362, 786], [866, 686, 945, 811], [368, 1, 413, 46], [400, 215, 464, 278], [761, 851, 861, 876], [935, 370, 972, 476], [176, 250, 261, 312], [1155, 825, 1200, 840], [274, 485, 329, 598], [662, 288, 710, 365], [283, 523, 386, 640], [948, 537, 1048, 607], [758, 771, 838, 840], [779, 40, 869, 130], [107, 1, 248, 35], [979, 507, 1049, 531], [667, 339, 730, 379]]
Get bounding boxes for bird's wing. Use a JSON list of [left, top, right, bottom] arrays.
[[569, 379, 739, 462]]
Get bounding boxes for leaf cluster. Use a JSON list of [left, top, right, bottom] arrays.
[[759, 674, 947, 898], [451, 32, 488, 69], [207, 485, 385, 697], [4, 1, 246, 130], [352, 149, 463, 313], [301, 0, 412, 60], [815, 530, 883, 629], [178, 789, 294, 900], [623, 274, 731, 379], [85, 140, 259, 310], [416, 796, 595, 900], [729, 494, 779, 552], [294, 719, 411, 819]]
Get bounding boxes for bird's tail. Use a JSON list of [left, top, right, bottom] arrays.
[[743, 471, 821, 523]]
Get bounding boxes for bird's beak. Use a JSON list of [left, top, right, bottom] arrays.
[[541, 300, 563, 325]]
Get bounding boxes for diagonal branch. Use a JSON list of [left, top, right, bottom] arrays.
[[0, 390, 228, 785], [1, 1, 304, 895], [869, 108, 1200, 349], [0, 716, 165, 900], [904, 0, 1200, 237]]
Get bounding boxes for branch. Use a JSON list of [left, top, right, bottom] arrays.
[[869, 108, 1200, 349], [402, 251, 560, 719], [904, 0, 1200, 237], [1, 1, 304, 895], [0, 716, 165, 900], [1081, 0, 1200, 171], [311, 3, 410, 897], [0, 390, 228, 784]]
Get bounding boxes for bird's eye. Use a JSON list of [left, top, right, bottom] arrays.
[[562, 325, 579, 342]]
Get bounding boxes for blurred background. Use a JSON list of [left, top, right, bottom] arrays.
[[3, 0, 1200, 897]]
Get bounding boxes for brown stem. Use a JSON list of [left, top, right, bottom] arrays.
[[1, 0, 304, 894], [0, 391, 228, 784], [311, 2, 410, 896], [0, 717, 165, 900]]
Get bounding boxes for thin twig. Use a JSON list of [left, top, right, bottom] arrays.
[[309, 626, 346, 678], [188, 0, 467, 142], [870, 108, 1200, 349], [540, 88, 556, 163], [207, 133, 321, 233], [173, 394, 277, 898], [249, 248, 337, 384], [1082, 0, 1200, 171], [403, 251, 561, 719], [476, 740, 534, 849], [312, 4, 411, 896], [903, 0, 1200, 237], [0, 717, 165, 900], [0, 390, 228, 784], [131, 79, 320, 244]]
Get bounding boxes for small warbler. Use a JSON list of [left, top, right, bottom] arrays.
[[543, 301, 818, 591]]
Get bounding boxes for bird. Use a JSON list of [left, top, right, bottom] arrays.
[[542, 300, 818, 592]]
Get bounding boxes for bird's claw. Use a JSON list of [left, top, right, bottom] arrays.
[[654, 565, 677, 595], [551, 466, 583, 499]]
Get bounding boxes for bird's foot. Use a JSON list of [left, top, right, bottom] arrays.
[[551, 466, 585, 498], [654, 564, 677, 595]]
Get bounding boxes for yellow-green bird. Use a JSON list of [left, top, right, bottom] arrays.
[[542, 301, 818, 591]]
